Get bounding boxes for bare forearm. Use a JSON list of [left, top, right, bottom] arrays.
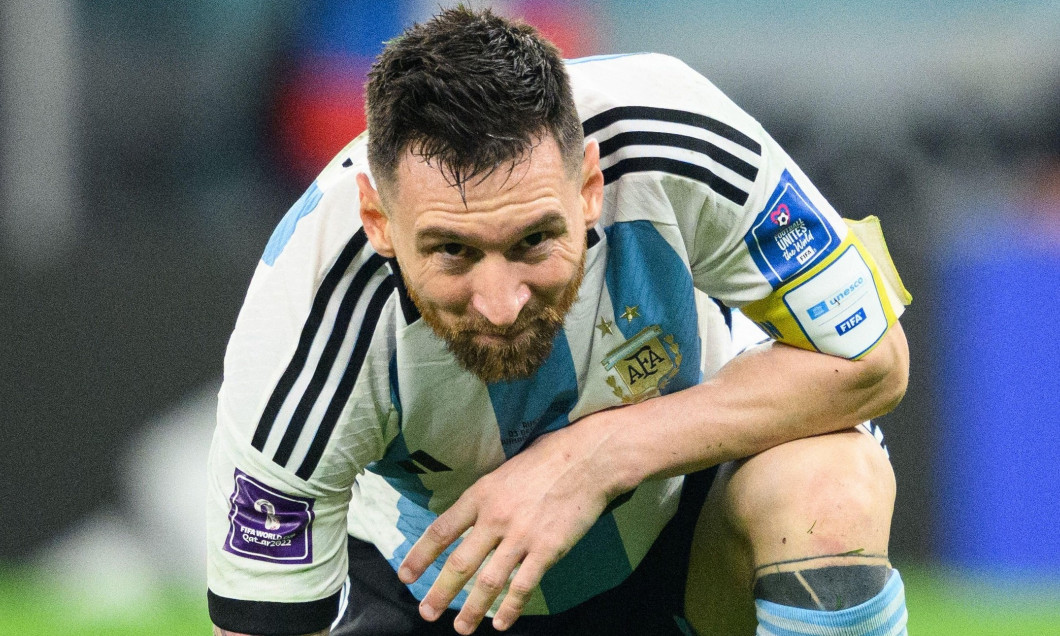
[[596, 322, 909, 494], [213, 627, 329, 636]]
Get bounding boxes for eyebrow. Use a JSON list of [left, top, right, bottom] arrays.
[[415, 211, 569, 247]]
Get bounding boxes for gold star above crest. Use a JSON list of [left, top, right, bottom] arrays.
[[596, 317, 614, 337], [620, 305, 640, 323]]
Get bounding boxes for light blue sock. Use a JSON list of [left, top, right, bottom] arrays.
[[755, 569, 908, 636]]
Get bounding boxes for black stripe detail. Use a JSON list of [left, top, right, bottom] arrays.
[[599, 130, 758, 181], [389, 353, 403, 428], [296, 276, 397, 480], [397, 459, 427, 474], [388, 258, 421, 324], [341, 157, 353, 168], [582, 106, 762, 155], [586, 227, 601, 248], [602, 157, 749, 206], [272, 254, 389, 466], [711, 297, 733, 333], [252, 230, 369, 451], [408, 449, 452, 472], [208, 588, 341, 636]]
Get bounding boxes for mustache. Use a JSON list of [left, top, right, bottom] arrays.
[[451, 305, 564, 339]]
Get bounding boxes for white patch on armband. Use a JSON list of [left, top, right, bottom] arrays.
[[782, 246, 888, 358]]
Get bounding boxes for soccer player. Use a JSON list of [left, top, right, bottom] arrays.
[[207, 7, 912, 636]]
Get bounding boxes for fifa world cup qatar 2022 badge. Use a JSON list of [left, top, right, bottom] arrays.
[[602, 324, 682, 404], [224, 469, 315, 564]]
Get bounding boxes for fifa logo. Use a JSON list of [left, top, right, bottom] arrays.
[[254, 498, 282, 531], [835, 308, 867, 336]]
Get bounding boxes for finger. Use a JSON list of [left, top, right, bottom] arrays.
[[491, 553, 551, 632], [399, 501, 477, 584], [418, 529, 500, 623], [452, 542, 526, 635]]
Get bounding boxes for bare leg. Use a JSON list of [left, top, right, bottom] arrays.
[[685, 428, 896, 635]]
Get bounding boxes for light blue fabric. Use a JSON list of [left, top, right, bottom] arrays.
[[363, 219, 708, 613], [262, 182, 324, 266], [755, 570, 908, 635], [365, 434, 470, 609], [604, 220, 702, 392], [487, 331, 578, 459], [566, 52, 650, 65]]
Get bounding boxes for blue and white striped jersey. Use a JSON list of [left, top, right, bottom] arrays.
[[207, 53, 908, 631]]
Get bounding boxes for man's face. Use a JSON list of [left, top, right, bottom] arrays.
[[358, 136, 603, 383]]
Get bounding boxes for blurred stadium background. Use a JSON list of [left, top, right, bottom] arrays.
[[2, 0, 1058, 633]]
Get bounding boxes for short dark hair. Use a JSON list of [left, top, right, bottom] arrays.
[[365, 6, 583, 197]]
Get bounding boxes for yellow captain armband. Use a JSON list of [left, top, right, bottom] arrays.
[[741, 216, 911, 359]]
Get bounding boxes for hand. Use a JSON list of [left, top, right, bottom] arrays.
[[398, 420, 622, 634]]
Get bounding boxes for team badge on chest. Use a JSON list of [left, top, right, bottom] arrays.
[[601, 325, 682, 404]]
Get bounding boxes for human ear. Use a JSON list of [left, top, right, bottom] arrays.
[[580, 139, 604, 229], [357, 173, 395, 258]]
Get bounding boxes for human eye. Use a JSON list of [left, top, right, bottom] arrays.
[[439, 242, 466, 257], [520, 232, 547, 248], [430, 241, 477, 272], [510, 230, 554, 261]]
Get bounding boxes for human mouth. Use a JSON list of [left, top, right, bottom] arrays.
[[469, 329, 501, 343], [472, 328, 525, 345]]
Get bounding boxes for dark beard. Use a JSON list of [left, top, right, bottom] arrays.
[[407, 254, 585, 383]]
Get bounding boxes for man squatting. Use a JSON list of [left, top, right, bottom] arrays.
[[208, 7, 912, 636]]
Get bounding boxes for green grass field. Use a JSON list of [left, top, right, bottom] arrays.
[[2, 564, 1058, 635]]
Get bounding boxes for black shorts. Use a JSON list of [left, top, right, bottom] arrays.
[[332, 467, 716, 636]]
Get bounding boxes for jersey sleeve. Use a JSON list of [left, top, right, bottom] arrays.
[[572, 53, 910, 359], [690, 117, 911, 360], [207, 136, 401, 634]]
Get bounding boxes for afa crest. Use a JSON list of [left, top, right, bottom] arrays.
[[602, 325, 682, 404]]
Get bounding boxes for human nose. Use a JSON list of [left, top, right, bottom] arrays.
[[470, 258, 531, 327]]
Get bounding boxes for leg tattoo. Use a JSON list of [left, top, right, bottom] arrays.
[[753, 554, 892, 610]]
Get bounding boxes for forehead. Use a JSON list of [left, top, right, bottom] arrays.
[[385, 136, 577, 221]]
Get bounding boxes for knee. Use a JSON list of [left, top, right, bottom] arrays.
[[722, 429, 896, 558]]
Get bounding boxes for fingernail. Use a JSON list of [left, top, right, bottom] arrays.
[[420, 603, 439, 621], [398, 565, 412, 582], [494, 617, 510, 631], [454, 618, 472, 634]]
